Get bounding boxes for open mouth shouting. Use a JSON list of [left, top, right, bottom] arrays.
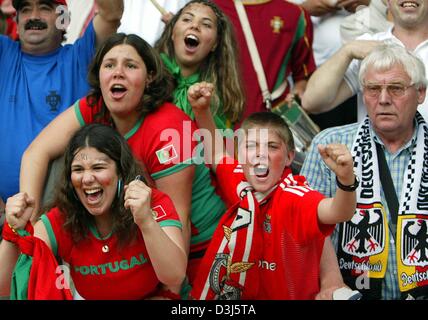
[[253, 164, 270, 178], [184, 34, 200, 51], [83, 187, 104, 206], [110, 84, 127, 99]]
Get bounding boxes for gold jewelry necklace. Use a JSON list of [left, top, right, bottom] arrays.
[[89, 222, 113, 254]]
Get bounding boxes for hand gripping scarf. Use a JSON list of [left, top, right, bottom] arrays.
[[3, 222, 73, 300]]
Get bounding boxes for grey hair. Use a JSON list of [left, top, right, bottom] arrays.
[[359, 44, 428, 89]]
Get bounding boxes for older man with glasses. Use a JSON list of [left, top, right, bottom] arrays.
[[301, 44, 428, 300]]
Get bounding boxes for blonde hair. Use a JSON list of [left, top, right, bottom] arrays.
[[359, 44, 428, 88]]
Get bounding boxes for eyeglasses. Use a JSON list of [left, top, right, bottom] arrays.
[[362, 83, 415, 98]]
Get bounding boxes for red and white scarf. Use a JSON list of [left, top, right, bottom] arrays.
[[191, 181, 274, 300]]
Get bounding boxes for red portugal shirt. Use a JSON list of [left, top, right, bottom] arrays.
[[41, 189, 181, 300], [214, 0, 316, 118], [75, 98, 197, 178], [215, 157, 333, 299]]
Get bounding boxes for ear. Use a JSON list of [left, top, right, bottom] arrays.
[[417, 86, 426, 104], [284, 150, 295, 168]]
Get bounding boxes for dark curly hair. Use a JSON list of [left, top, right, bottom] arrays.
[[87, 33, 175, 121], [52, 123, 147, 246]]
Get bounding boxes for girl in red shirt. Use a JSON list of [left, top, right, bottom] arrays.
[[3, 124, 186, 299]]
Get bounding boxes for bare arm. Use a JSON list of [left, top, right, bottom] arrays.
[[301, 0, 369, 16], [0, 241, 19, 297], [338, 0, 370, 13], [142, 225, 186, 286], [188, 82, 226, 173], [155, 167, 194, 256], [316, 144, 356, 224], [20, 107, 81, 221], [300, 0, 340, 17], [93, 0, 124, 47], [125, 180, 186, 287], [302, 40, 380, 114], [161, 12, 174, 24], [33, 221, 51, 249], [316, 237, 344, 300]]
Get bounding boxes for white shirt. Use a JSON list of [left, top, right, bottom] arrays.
[[65, 0, 95, 45], [118, 0, 190, 46], [288, 0, 350, 67]]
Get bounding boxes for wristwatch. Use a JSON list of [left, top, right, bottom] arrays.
[[336, 175, 359, 192]]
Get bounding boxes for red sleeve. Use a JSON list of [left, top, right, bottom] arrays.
[[150, 188, 181, 225], [138, 103, 198, 179], [74, 96, 109, 126], [43, 208, 74, 259], [277, 175, 333, 245], [291, 8, 316, 82], [215, 156, 244, 208]]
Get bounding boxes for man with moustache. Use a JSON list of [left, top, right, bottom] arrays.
[[0, 0, 124, 206]]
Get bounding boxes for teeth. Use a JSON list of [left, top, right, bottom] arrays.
[[186, 34, 199, 41], [402, 1, 417, 7], [112, 84, 125, 89], [184, 34, 200, 47], [254, 165, 268, 175], [85, 189, 101, 195]]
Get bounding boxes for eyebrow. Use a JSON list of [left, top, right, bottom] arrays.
[[246, 140, 281, 144], [103, 57, 140, 64], [182, 11, 214, 23], [72, 155, 111, 163], [365, 80, 408, 85]]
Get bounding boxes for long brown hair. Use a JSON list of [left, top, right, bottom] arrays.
[[155, 0, 245, 124], [52, 124, 148, 245], [87, 33, 175, 120]]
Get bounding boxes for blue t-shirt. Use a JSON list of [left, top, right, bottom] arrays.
[[0, 23, 96, 201]]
